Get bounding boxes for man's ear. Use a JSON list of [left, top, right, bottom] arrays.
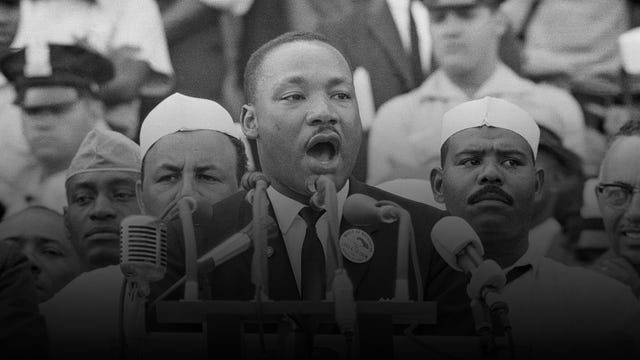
[[430, 167, 446, 204], [135, 179, 146, 215], [241, 104, 258, 140], [534, 168, 545, 201]]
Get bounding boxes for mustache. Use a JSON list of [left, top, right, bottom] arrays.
[[468, 185, 514, 205]]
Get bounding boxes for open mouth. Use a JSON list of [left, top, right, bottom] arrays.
[[306, 133, 340, 163]]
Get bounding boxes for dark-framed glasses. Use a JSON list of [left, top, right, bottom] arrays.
[[596, 182, 640, 209]]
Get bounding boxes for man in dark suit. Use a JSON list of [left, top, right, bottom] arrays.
[[157, 32, 471, 356]]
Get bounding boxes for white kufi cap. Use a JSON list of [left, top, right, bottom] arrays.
[[440, 97, 540, 158], [140, 93, 241, 159]]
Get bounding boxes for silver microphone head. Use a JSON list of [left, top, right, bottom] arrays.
[[431, 216, 483, 272], [120, 215, 167, 283]]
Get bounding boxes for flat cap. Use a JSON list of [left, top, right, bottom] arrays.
[[140, 92, 242, 159]]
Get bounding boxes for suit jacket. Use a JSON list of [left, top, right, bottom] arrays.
[[155, 179, 473, 336], [316, 0, 426, 181], [317, 0, 420, 111]]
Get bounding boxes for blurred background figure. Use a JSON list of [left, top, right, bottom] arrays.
[[529, 126, 583, 263], [13, 0, 174, 139], [367, 0, 585, 185], [0, 206, 80, 302], [157, 0, 253, 115], [592, 119, 640, 299], [0, 0, 27, 221], [501, 0, 640, 178], [0, 43, 114, 215]]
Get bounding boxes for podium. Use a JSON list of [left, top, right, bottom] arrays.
[[153, 300, 440, 359]]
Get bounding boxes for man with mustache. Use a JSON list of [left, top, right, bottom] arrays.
[[158, 31, 470, 357], [592, 119, 640, 299], [430, 97, 640, 358]]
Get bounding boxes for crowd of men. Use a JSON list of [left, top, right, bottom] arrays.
[[1, 0, 640, 359]]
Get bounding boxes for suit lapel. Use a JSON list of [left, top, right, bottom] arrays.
[[368, 0, 414, 89], [265, 202, 300, 300]]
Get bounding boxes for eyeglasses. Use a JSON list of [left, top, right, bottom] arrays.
[[596, 183, 640, 209]]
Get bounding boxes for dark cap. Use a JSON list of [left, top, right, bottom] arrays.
[[538, 126, 583, 176], [0, 43, 113, 107], [423, 0, 503, 9]]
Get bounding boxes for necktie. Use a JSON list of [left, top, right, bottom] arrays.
[[299, 207, 326, 300], [408, 0, 424, 88]]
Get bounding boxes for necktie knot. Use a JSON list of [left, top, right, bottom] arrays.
[[299, 207, 325, 227]]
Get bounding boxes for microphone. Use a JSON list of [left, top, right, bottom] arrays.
[[242, 171, 271, 300], [120, 215, 168, 284], [431, 216, 512, 338], [342, 193, 400, 225], [307, 176, 356, 339], [119, 215, 167, 354], [430, 216, 506, 295], [343, 194, 416, 301]]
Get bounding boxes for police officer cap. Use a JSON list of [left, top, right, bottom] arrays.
[[0, 43, 113, 107], [423, 0, 503, 9]]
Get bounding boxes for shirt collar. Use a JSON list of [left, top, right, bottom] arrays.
[[418, 63, 534, 101], [267, 179, 350, 234], [504, 235, 543, 275]]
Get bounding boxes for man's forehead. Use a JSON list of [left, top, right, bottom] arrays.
[[0, 209, 65, 242], [601, 136, 640, 181], [259, 41, 351, 83], [449, 126, 531, 152], [146, 130, 234, 162], [67, 171, 139, 190]]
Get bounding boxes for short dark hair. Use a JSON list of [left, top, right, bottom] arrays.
[[243, 31, 349, 104], [614, 118, 640, 138], [140, 132, 248, 187]]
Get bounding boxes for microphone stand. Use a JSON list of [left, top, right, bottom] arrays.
[[242, 172, 272, 358], [178, 197, 199, 301], [309, 176, 357, 356]]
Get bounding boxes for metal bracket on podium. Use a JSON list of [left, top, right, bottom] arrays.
[[153, 300, 437, 359]]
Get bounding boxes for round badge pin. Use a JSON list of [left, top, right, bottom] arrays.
[[339, 229, 375, 264], [265, 246, 274, 258]]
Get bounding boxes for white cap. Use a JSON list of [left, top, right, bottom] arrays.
[[139, 93, 242, 159], [440, 97, 540, 159], [66, 128, 141, 182], [619, 27, 640, 75]]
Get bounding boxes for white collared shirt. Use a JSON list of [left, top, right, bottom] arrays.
[[386, 0, 431, 73], [266, 180, 350, 293], [496, 241, 640, 357]]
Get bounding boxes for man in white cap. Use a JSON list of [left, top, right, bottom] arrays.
[[430, 97, 640, 358], [136, 92, 247, 220], [367, 0, 586, 185], [41, 127, 142, 358]]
